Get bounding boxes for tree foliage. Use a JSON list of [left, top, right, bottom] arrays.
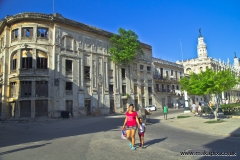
[[108, 28, 143, 67], [180, 68, 238, 96], [180, 68, 239, 120]]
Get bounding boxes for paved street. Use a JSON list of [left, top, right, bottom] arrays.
[[0, 109, 239, 160]]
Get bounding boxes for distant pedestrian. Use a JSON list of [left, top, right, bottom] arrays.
[[163, 104, 168, 120], [191, 103, 196, 114], [122, 104, 140, 150], [173, 103, 176, 109], [138, 117, 146, 148], [176, 103, 179, 109], [198, 102, 202, 115]]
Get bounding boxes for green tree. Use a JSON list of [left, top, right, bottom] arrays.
[[108, 28, 143, 67], [180, 68, 239, 120]]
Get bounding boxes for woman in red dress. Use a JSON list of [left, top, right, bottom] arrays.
[[122, 104, 140, 150]]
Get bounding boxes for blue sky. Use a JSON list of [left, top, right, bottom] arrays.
[[0, 0, 239, 64]]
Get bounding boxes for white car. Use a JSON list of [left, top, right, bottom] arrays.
[[145, 105, 157, 111]]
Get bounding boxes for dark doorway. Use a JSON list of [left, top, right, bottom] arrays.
[[85, 100, 91, 115], [35, 100, 48, 117], [20, 101, 31, 117], [110, 99, 114, 114], [66, 100, 73, 117]]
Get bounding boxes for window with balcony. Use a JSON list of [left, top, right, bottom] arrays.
[[22, 27, 33, 38], [12, 52, 17, 70], [141, 86, 144, 94], [109, 85, 114, 94], [134, 85, 137, 93], [148, 87, 152, 94], [12, 29, 18, 40], [37, 28, 48, 38], [147, 66, 151, 71], [36, 81, 48, 97], [66, 60, 72, 72], [10, 82, 16, 97], [66, 82, 72, 91], [37, 50, 47, 69], [156, 84, 159, 92], [121, 68, 126, 79], [84, 66, 90, 79], [166, 71, 169, 77], [149, 99, 152, 105], [122, 85, 126, 95], [21, 81, 32, 97], [21, 50, 33, 69]]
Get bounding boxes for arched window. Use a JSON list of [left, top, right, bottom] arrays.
[[12, 52, 17, 70], [37, 50, 47, 69], [21, 50, 33, 69]]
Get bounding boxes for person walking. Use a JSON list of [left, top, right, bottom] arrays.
[[138, 117, 146, 148], [122, 104, 140, 150], [198, 102, 202, 116], [191, 103, 196, 114], [163, 104, 168, 120]]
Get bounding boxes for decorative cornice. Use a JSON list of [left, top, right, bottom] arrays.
[[152, 57, 184, 69], [0, 12, 152, 50]]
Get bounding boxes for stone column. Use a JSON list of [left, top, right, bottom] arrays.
[[114, 64, 121, 113], [1, 27, 10, 119]]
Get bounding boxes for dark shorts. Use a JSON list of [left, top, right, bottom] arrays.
[[126, 126, 137, 130], [138, 132, 144, 137]]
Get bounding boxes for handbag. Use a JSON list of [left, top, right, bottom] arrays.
[[121, 129, 127, 140]]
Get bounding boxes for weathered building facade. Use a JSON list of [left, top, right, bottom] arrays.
[[177, 32, 240, 104], [0, 12, 153, 119], [152, 57, 184, 108]]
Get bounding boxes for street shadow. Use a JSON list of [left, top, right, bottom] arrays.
[[199, 127, 240, 160], [145, 118, 161, 125], [0, 116, 127, 148], [0, 143, 51, 155], [144, 137, 168, 148]]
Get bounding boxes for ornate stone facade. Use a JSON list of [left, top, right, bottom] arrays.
[[0, 13, 153, 119], [177, 32, 240, 104]]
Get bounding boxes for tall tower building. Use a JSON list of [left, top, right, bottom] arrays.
[[197, 29, 208, 58]]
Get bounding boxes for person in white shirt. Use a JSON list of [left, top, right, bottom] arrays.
[[138, 117, 146, 148], [191, 103, 196, 114]]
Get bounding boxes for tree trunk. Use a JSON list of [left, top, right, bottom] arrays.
[[214, 93, 220, 121]]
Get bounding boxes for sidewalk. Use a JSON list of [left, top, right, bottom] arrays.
[[160, 112, 240, 137]]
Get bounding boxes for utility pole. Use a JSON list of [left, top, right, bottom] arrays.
[[53, 0, 55, 13]]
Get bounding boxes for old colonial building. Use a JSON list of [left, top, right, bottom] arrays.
[[152, 57, 184, 108], [176, 31, 240, 104], [0, 12, 153, 119]]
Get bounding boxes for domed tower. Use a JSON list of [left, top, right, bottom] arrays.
[[197, 29, 208, 58]]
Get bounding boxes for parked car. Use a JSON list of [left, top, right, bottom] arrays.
[[145, 105, 157, 111]]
